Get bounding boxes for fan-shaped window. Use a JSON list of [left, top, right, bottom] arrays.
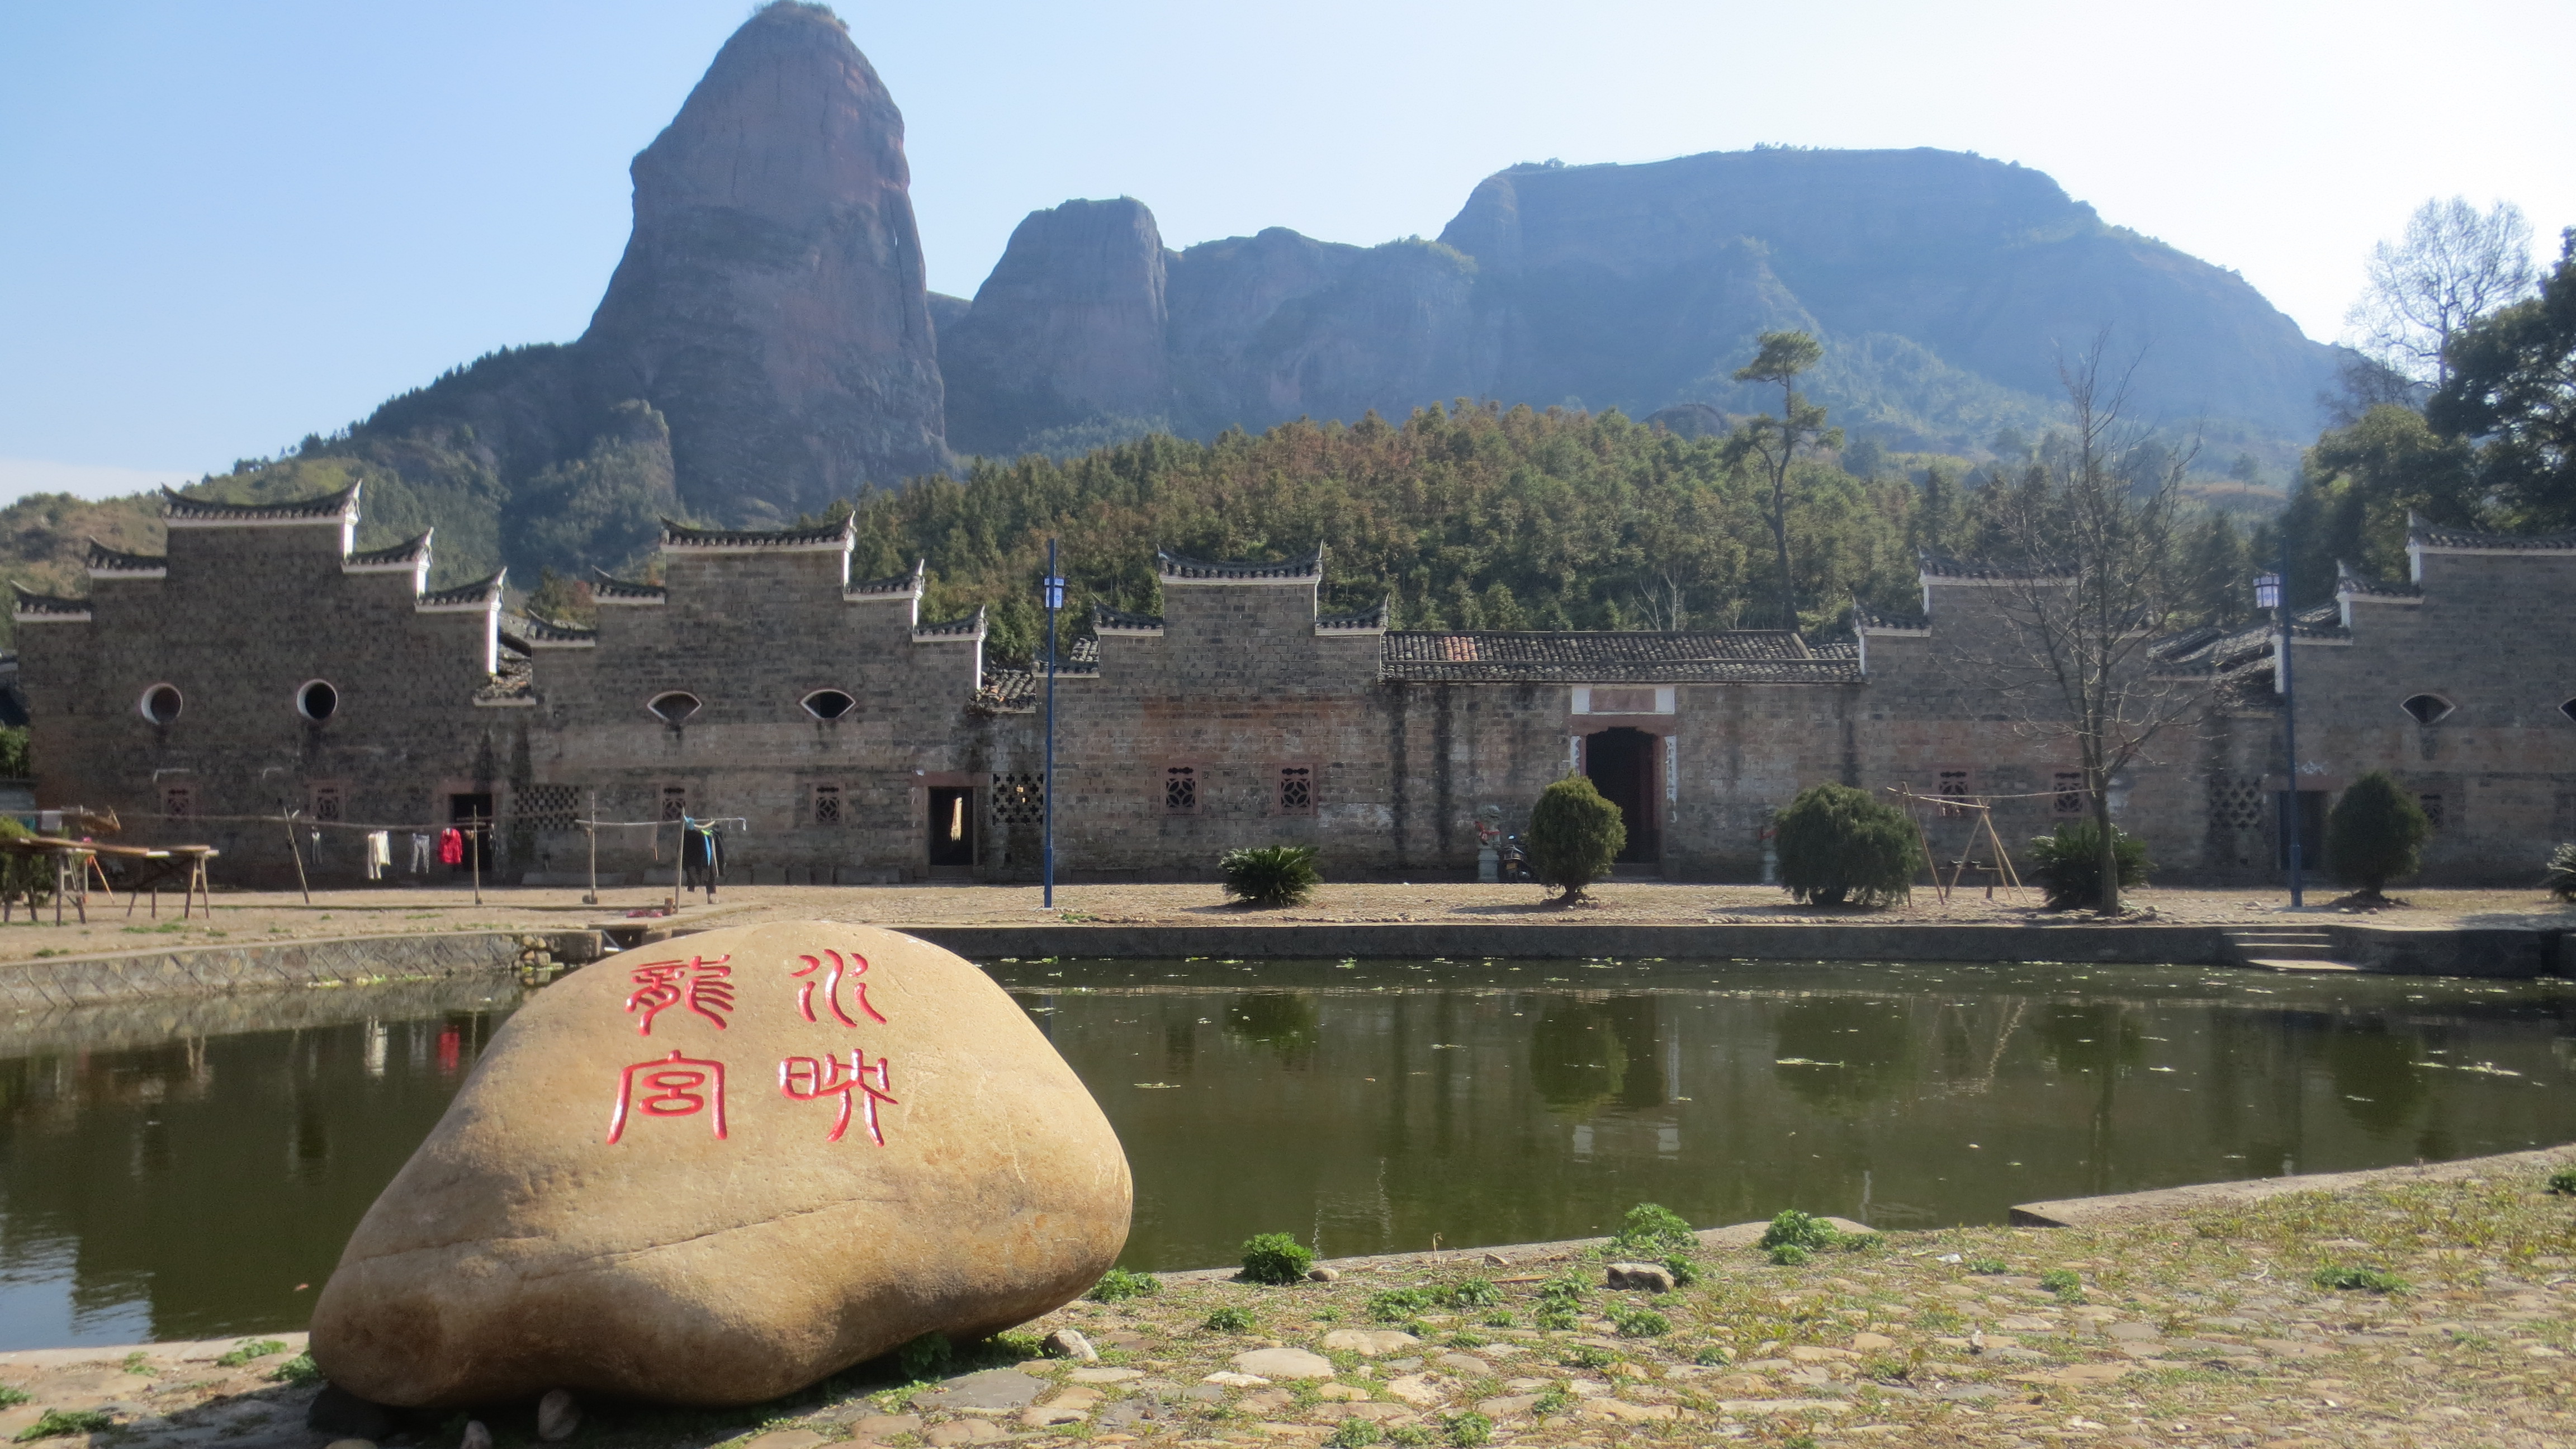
[[2560, 697, 2576, 724], [801, 689, 856, 721], [647, 692, 702, 725], [2399, 693, 2454, 725], [139, 684, 183, 725], [296, 680, 339, 722]]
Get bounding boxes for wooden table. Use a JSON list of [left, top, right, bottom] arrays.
[[89, 842, 221, 920]]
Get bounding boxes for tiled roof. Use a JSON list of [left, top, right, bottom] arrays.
[[509, 613, 598, 648], [590, 567, 666, 604], [660, 518, 854, 551], [1852, 601, 1928, 632], [344, 533, 432, 570], [1094, 603, 1164, 633], [2336, 562, 2422, 600], [913, 605, 987, 640], [86, 542, 167, 577], [847, 560, 926, 598], [1317, 599, 1390, 632], [2408, 519, 2576, 552], [162, 484, 357, 523], [418, 572, 505, 610], [1157, 548, 1323, 582], [1919, 552, 2074, 581], [10, 585, 91, 622], [1382, 630, 1859, 684]]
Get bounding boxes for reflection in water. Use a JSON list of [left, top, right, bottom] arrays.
[[2, 960, 2572, 1349]]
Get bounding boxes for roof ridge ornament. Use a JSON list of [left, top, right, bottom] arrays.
[[161, 482, 361, 527], [659, 517, 857, 553], [1155, 546, 1324, 584]]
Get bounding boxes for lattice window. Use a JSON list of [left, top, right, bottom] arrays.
[[2049, 772, 2085, 816], [161, 784, 194, 820], [511, 784, 579, 833], [992, 773, 1046, 826], [2209, 776, 2267, 831], [1936, 769, 1971, 818], [1277, 764, 1315, 816], [2418, 793, 2444, 832], [1163, 764, 1200, 815], [659, 785, 689, 822], [812, 784, 843, 827], [309, 784, 344, 823]]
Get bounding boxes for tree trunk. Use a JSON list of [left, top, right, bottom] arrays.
[[2092, 773, 2119, 915]]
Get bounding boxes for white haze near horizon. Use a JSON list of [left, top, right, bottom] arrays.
[[0, 0, 2568, 493]]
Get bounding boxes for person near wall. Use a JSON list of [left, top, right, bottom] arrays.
[[680, 819, 724, 901]]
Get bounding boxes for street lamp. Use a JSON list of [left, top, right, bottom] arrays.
[[1041, 542, 1066, 910], [2253, 569, 2303, 907]]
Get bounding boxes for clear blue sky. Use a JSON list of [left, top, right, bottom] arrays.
[[2, 0, 2569, 499]]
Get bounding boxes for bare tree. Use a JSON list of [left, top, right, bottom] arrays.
[[1966, 335, 2201, 915], [2347, 197, 2536, 389], [1726, 331, 1840, 632]]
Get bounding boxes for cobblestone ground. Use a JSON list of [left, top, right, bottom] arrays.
[[4, 880, 2568, 967], [6, 1170, 2572, 1449]]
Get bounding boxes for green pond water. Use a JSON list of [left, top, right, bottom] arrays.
[[2, 958, 2571, 1348]]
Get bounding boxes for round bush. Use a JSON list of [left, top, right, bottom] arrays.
[[1773, 783, 1921, 908], [1526, 774, 1626, 902], [2326, 769, 2429, 896], [1221, 845, 1321, 907], [1239, 1232, 1315, 1285], [2026, 820, 2151, 910]]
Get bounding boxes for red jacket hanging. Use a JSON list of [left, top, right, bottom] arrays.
[[438, 827, 466, 866]]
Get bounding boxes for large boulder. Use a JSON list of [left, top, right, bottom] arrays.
[[310, 923, 1130, 1407]]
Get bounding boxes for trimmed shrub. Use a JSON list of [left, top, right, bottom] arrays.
[[1221, 845, 1320, 907], [2026, 820, 2151, 910], [1239, 1232, 1315, 1285], [2326, 769, 2430, 896], [1758, 1209, 1840, 1252], [1526, 775, 1625, 902], [1774, 783, 1921, 908], [2542, 842, 2576, 902]]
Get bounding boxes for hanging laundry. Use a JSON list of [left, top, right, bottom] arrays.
[[409, 833, 433, 873], [365, 831, 391, 881], [438, 828, 465, 867], [680, 821, 725, 899]]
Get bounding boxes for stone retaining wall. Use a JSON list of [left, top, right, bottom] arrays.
[[0, 929, 606, 1013]]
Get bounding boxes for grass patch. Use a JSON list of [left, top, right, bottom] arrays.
[[1610, 1305, 1670, 1337], [1326, 1419, 1380, 1448], [1088, 1267, 1160, 1303], [16, 1410, 115, 1441], [1202, 1305, 1257, 1333], [2312, 1265, 2408, 1293], [2038, 1269, 2085, 1303], [267, 1352, 321, 1385], [1443, 1410, 1493, 1446]]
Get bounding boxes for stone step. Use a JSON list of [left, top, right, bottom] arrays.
[[2243, 957, 2363, 973], [2223, 928, 2335, 944]]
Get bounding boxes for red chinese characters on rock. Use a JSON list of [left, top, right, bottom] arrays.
[[624, 954, 736, 1035], [606, 1050, 728, 1143], [777, 1050, 900, 1145], [790, 949, 886, 1027]]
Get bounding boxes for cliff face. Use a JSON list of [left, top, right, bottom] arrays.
[[575, 2, 945, 519], [940, 149, 2341, 456]]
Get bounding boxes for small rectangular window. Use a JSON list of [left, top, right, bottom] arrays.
[[1162, 764, 1199, 815], [2418, 793, 2444, 832], [812, 784, 843, 827], [1936, 769, 1972, 818], [659, 785, 689, 822], [1277, 764, 1315, 816], [161, 784, 194, 820], [309, 784, 344, 823], [2052, 772, 2085, 816]]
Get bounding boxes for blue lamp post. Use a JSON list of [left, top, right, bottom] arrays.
[[1041, 542, 1066, 910], [2254, 567, 2303, 908]]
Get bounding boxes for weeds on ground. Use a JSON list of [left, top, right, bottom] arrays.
[[267, 1354, 321, 1385], [16, 1409, 115, 1441], [1088, 1267, 1159, 1303]]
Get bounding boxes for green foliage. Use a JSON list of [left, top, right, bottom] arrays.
[[0, 1390, 26, 1410], [2545, 1166, 2576, 1195], [1443, 1276, 1502, 1311], [1607, 1201, 1698, 1258], [1202, 1305, 1257, 1334], [2326, 770, 2431, 894], [1532, 1269, 1586, 1329], [897, 1333, 953, 1380], [119, 1352, 155, 1376], [1220, 845, 1321, 908], [1524, 775, 1624, 902], [2038, 1270, 2084, 1301], [1758, 1209, 1841, 1252], [15, 1410, 113, 1442], [1767, 1243, 1812, 1266], [1663, 1256, 1698, 1288], [1528, 1387, 1576, 1415], [214, 1338, 287, 1368], [1369, 1287, 1435, 1322], [0, 726, 27, 779], [2312, 1265, 2408, 1293], [1443, 1411, 1494, 1448], [2546, 844, 2576, 902], [1240, 1233, 1315, 1285], [1328, 1419, 1382, 1449], [2431, 229, 2576, 531], [1088, 1267, 1159, 1301], [2026, 820, 2152, 910], [1774, 783, 1920, 908], [1967, 1257, 2009, 1275], [1609, 1305, 1670, 1337], [267, 1352, 321, 1384], [1561, 1345, 1616, 1370]]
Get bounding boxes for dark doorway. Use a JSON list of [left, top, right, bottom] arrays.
[[927, 787, 976, 876], [449, 793, 493, 874], [1583, 727, 1659, 864], [2275, 789, 2328, 872]]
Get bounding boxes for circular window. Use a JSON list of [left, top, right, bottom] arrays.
[[802, 689, 857, 721], [296, 680, 339, 722], [139, 684, 183, 725], [647, 691, 702, 724], [2399, 693, 2454, 726]]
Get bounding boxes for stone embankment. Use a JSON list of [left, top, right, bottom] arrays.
[[8, 1147, 2573, 1449]]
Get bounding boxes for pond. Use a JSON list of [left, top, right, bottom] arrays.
[[3, 957, 2571, 1348]]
